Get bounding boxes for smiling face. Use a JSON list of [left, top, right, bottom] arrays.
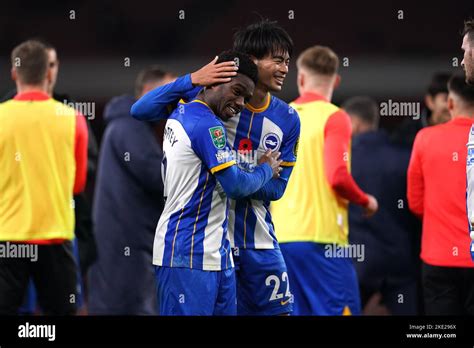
[[211, 73, 255, 121], [462, 34, 474, 85], [255, 51, 290, 92]]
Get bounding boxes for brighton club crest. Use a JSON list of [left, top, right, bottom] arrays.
[[262, 133, 281, 151]]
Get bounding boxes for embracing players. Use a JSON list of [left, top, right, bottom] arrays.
[[153, 51, 282, 315], [132, 20, 300, 315]]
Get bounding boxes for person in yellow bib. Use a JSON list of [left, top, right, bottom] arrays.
[[0, 40, 88, 315], [272, 46, 378, 315]]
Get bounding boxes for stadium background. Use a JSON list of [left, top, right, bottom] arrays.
[[0, 0, 473, 144]]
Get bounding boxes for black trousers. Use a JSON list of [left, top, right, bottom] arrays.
[[0, 241, 77, 315], [422, 262, 474, 315]]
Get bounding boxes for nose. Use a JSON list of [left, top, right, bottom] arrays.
[[280, 63, 289, 75], [461, 58, 465, 67], [235, 96, 245, 108]]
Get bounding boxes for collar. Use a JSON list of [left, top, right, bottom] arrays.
[[14, 91, 50, 101], [293, 91, 328, 104], [246, 93, 271, 113], [450, 116, 474, 125], [190, 99, 212, 111]]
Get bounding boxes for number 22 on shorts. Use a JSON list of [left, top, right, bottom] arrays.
[[265, 272, 292, 305]]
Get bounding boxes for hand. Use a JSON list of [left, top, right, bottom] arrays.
[[363, 194, 378, 217], [362, 292, 391, 316], [259, 150, 282, 178], [190, 56, 238, 86]]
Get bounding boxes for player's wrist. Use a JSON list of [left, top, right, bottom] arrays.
[[189, 72, 200, 87], [361, 194, 370, 207], [259, 162, 273, 180]]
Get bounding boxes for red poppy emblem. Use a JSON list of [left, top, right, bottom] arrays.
[[238, 138, 253, 153]]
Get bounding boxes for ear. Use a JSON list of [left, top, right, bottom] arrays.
[[46, 68, 52, 83], [334, 74, 341, 89], [425, 95, 434, 111], [11, 68, 17, 82], [205, 84, 218, 92], [349, 116, 360, 136], [447, 95, 454, 112], [140, 83, 152, 97], [297, 71, 304, 89]]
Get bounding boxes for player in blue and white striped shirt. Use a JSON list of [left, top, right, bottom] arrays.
[[153, 51, 282, 315], [132, 21, 300, 315]]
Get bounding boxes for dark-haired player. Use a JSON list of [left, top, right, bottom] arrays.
[[410, 75, 474, 315], [153, 51, 281, 315], [132, 20, 300, 316]]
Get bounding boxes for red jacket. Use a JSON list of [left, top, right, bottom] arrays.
[[407, 117, 474, 267]]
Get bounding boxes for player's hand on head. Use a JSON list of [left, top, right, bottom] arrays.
[[259, 150, 283, 178], [190, 56, 238, 87], [363, 194, 378, 218]]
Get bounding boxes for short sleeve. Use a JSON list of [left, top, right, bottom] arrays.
[[191, 117, 236, 174]]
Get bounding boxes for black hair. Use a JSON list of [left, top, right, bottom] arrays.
[[448, 74, 474, 106], [216, 50, 258, 86], [427, 73, 450, 97], [233, 19, 293, 59], [342, 96, 379, 128], [463, 18, 474, 41], [135, 65, 167, 98]]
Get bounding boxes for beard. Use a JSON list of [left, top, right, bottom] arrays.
[[467, 72, 474, 86], [466, 62, 474, 85]]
